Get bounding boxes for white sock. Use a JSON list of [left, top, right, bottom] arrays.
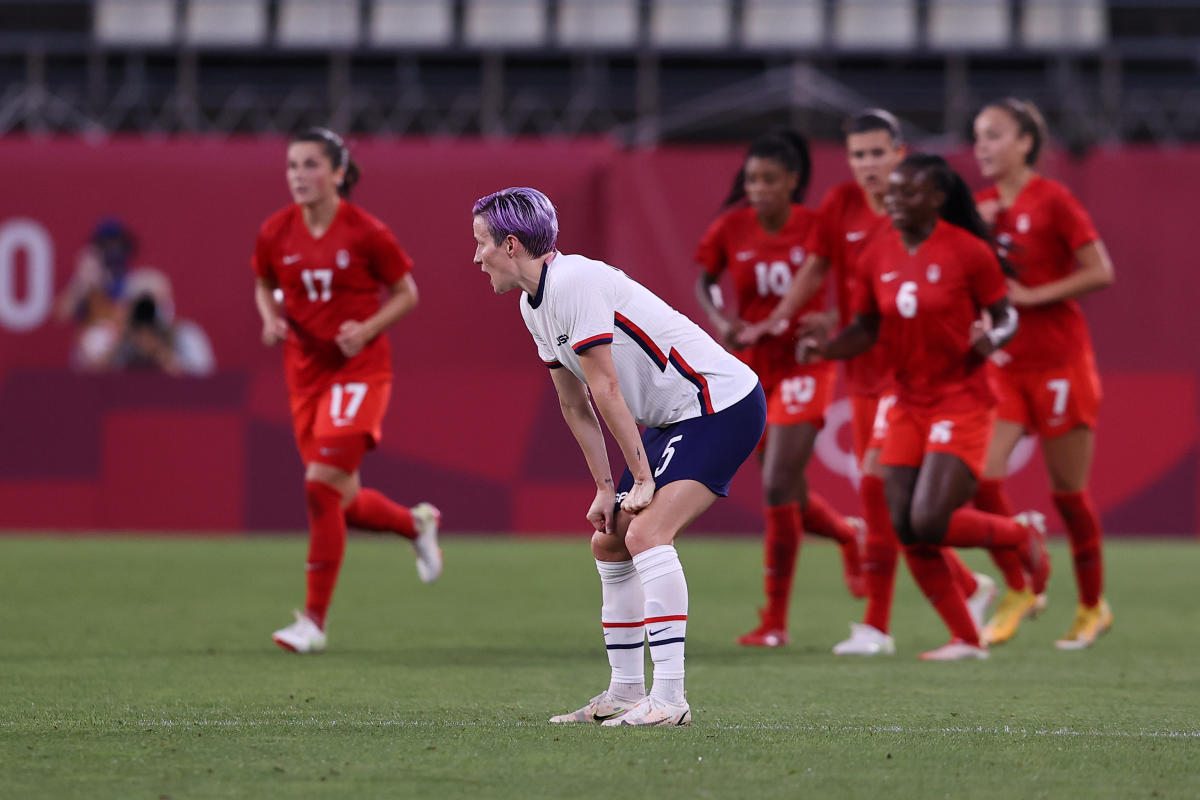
[[596, 559, 646, 696], [632, 545, 688, 704]]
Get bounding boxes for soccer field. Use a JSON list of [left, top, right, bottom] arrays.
[[1, 534, 1196, 799]]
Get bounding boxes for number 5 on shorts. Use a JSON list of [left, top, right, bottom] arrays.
[[654, 435, 684, 478]]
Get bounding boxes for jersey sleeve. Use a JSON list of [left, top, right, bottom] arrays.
[[1052, 186, 1100, 253], [556, 267, 617, 355], [251, 225, 275, 282], [966, 239, 1009, 308], [851, 241, 880, 316], [365, 224, 414, 285], [806, 188, 842, 260], [694, 215, 728, 277]]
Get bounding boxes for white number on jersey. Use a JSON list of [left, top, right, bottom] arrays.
[[1047, 379, 1070, 416], [301, 269, 333, 302], [654, 435, 684, 478], [754, 260, 792, 297], [329, 382, 367, 426], [872, 394, 898, 440], [929, 420, 954, 444], [896, 281, 919, 319], [780, 376, 816, 409]]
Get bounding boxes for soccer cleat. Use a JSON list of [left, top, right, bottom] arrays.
[[982, 588, 1040, 645], [272, 610, 327, 654], [549, 690, 643, 724], [965, 572, 997, 633], [832, 622, 896, 656], [1055, 599, 1114, 650], [1014, 511, 1050, 595], [411, 502, 443, 584], [840, 516, 868, 598], [600, 695, 692, 727], [919, 638, 989, 661], [736, 611, 789, 647]]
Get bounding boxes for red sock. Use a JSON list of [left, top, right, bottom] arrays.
[[975, 478, 1027, 591], [944, 549, 978, 597], [802, 491, 855, 544], [860, 475, 898, 633], [304, 480, 346, 630], [942, 508, 1026, 548], [763, 503, 803, 627], [344, 487, 416, 539], [1053, 490, 1104, 606], [904, 544, 980, 645]]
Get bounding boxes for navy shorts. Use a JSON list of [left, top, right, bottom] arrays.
[[616, 382, 766, 502]]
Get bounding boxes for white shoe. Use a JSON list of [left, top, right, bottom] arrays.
[[272, 610, 327, 654], [549, 690, 643, 724], [600, 695, 692, 727], [832, 622, 896, 656], [966, 572, 997, 633], [411, 502, 442, 584], [920, 639, 989, 661]]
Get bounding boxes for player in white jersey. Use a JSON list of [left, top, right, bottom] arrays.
[[472, 187, 766, 727]]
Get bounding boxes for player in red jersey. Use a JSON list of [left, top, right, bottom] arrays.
[[740, 112, 993, 657], [693, 130, 865, 647], [800, 154, 1048, 660], [252, 128, 442, 654], [971, 99, 1116, 649]]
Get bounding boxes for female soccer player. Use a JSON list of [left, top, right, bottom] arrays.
[[472, 187, 765, 726], [252, 128, 442, 654], [692, 130, 866, 648], [971, 99, 1115, 649], [739, 112, 993, 657], [800, 154, 1048, 660]]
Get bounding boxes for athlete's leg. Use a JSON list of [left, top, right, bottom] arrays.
[[300, 460, 356, 630], [859, 448, 898, 632], [1043, 427, 1104, 607], [978, 420, 1028, 592]]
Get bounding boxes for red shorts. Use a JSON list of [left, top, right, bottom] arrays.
[[764, 362, 837, 427], [849, 391, 898, 463], [880, 403, 997, 477], [989, 351, 1101, 439], [291, 375, 391, 471]]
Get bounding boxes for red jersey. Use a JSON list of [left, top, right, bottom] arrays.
[[855, 220, 1008, 413], [252, 201, 413, 397], [975, 175, 1099, 371], [694, 204, 823, 388], [809, 181, 893, 395]]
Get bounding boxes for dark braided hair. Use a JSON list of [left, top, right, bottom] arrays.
[[722, 129, 812, 209], [900, 153, 1017, 278], [290, 127, 361, 198]]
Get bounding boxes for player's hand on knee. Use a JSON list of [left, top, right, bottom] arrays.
[[588, 487, 615, 534], [620, 478, 655, 514]]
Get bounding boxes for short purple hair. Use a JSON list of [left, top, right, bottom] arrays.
[[472, 187, 558, 257]]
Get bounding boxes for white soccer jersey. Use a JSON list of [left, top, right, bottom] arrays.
[[520, 253, 759, 428]]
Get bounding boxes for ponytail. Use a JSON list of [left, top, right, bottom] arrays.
[[722, 128, 812, 209]]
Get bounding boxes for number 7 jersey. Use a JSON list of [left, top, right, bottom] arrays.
[[251, 202, 413, 397]]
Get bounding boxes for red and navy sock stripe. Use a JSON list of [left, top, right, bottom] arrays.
[[602, 619, 645, 650], [645, 614, 687, 647]]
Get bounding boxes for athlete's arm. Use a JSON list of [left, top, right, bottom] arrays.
[[550, 366, 617, 535], [254, 278, 288, 347], [807, 311, 880, 363], [737, 253, 831, 346], [575, 343, 655, 514], [336, 274, 419, 358], [694, 274, 743, 350], [1006, 241, 1115, 306], [970, 296, 1019, 362]]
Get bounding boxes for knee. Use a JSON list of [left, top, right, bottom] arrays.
[[304, 479, 343, 516], [762, 469, 804, 508], [624, 519, 673, 557], [591, 531, 630, 562], [907, 507, 947, 546]]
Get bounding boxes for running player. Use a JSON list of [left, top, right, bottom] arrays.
[[472, 187, 764, 726], [971, 99, 1116, 649], [740, 112, 994, 656], [253, 128, 442, 654], [692, 130, 866, 648], [799, 154, 1048, 660]]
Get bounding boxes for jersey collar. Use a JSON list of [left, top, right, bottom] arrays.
[[525, 256, 552, 309]]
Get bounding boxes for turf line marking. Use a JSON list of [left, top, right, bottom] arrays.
[[102, 719, 1200, 739]]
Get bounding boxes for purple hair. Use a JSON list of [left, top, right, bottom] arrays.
[[472, 187, 558, 257]]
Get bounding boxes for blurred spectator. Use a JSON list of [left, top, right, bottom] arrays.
[[54, 217, 136, 369], [108, 292, 215, 377]]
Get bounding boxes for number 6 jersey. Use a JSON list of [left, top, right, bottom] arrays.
[[252, 202, 413, 397]]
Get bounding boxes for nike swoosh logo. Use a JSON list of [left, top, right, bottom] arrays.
[[282, 254, 302, 264], [648, 627, 670, 637], [846, 230, 867, 242], [881, 271, 900, 282], [735, 250, 755, 262], [592, 711, 622, 722]]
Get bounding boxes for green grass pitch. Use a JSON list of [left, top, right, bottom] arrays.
[[1, 534, 1197, 799]]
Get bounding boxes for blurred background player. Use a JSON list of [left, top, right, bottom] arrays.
[[971, 99, 1116, 649], [800, 154, 1047, 660], [252, 127, 441, 654], [740, 112, 993, 656], [692, 129, 866, 648], [473, 187, 764, 725]]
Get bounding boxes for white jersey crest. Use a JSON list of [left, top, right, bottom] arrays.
[[520, 253, 758, 428]]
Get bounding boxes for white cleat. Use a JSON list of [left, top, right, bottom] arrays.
[[272, 610, 327, 654], [549, 690, 643, 724], [920, 639, 989, 661], [832, 622, 896, 656], [411, 502, 443, 584], [600, 695, 692, 727], [966, 572, 997, 633]]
